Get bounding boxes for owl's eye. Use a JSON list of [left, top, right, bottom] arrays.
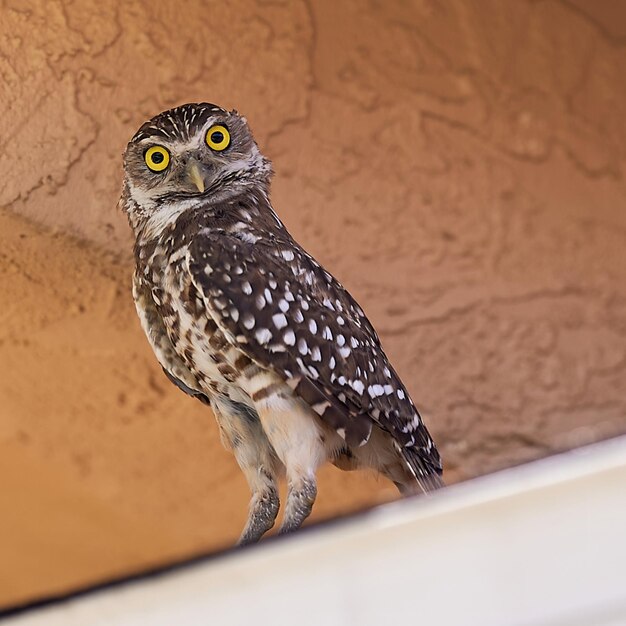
[[144, 146, 170, 172], [206, 125, 231, 151]]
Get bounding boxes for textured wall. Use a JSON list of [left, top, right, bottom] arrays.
[[1, 0, 626, 608]]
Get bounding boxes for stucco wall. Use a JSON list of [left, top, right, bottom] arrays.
[[1, 0, 625, 607]]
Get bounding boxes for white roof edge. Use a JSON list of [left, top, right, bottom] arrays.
[[6, 433, 626, 626]]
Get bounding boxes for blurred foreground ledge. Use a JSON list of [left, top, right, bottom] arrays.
[[3, 434, 626, 626]]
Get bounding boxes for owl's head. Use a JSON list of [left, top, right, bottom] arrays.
[[121, 103, 272, 229]]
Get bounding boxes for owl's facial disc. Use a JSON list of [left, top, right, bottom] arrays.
[[123, 103, 273, 222]]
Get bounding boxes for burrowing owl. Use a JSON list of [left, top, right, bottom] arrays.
[[120, 103, 443, 544]]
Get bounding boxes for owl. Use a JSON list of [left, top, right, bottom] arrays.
[[120, 103, 443, 544]]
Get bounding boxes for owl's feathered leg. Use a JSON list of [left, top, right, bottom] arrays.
[[280, 475, 317, 535], [211, 398, 280, 545], [238, 471, 280, 545], [254, 394, 326, 536]]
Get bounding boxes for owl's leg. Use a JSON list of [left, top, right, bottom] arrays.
[[238, 466, 280, 545], [254, 395, 325, 536], [212, 398, 280, 545]]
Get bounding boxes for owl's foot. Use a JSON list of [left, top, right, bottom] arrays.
[[278, 476, 317, 535], [238, 486, 280, 545]]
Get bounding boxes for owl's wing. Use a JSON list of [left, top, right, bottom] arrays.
[[187, 230, 442, 482]]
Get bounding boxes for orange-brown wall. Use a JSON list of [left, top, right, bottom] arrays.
[[1, 0, 625, 608]]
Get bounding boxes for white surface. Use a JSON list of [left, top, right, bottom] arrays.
[[6, 435, 626, 626]]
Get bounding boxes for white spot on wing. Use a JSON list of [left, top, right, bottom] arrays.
[[239, 231, 260, 244], [272, 313, 288, 329], [352, 380, 365, 394], [368, 384, 384, 398], [255, 328, 272, 344]]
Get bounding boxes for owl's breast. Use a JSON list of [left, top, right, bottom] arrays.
[[137, 241, 252, 407]]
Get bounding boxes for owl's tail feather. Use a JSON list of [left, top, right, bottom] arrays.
[[414, 469, 445, 493], [395, 442, 445, 495]]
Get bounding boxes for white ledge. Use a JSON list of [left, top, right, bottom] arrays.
[[6, 434, 626, 626]]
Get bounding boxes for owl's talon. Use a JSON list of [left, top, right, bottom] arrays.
[[279, 477, 317, 535], [238, 487, 280, 545]]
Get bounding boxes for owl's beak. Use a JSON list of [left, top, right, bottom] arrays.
[[186, 161, 206, 194]]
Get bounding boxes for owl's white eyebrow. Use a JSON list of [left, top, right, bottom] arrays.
[[135, 137, 200, 154], [139, 125, 172, 139]]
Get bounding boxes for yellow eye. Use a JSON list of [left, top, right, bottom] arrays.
[[144, 145, 170, 172], [206, 125, 230, 151]]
